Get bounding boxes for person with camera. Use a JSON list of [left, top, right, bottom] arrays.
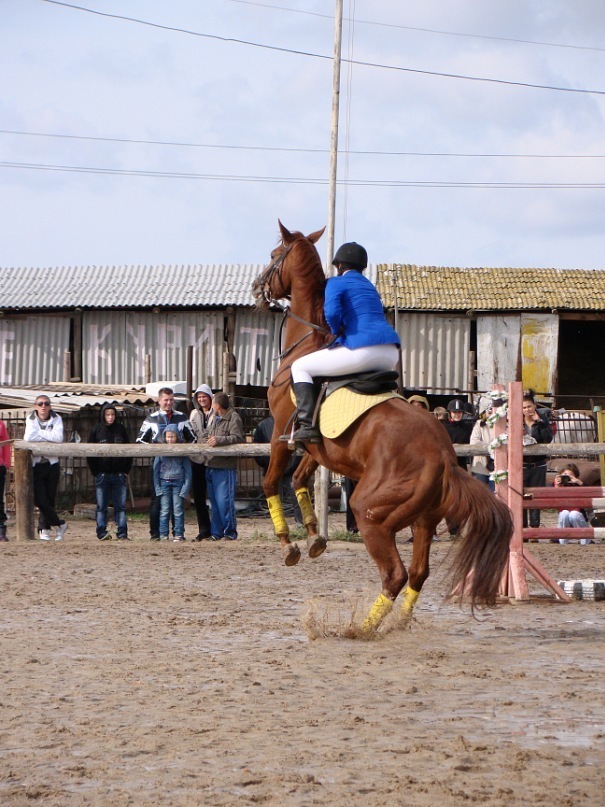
[[554, 463, 594, 545]]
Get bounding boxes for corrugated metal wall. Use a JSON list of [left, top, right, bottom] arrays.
[[234, 309, 282, 387], [0, 316, 70, 385], [83, 311, 224, 387], [396, 312, 470, 393]]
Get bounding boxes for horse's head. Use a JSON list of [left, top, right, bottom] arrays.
[[251, 220, 325, 309]]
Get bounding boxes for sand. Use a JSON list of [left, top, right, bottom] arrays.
[[1, 512, 604, 806]]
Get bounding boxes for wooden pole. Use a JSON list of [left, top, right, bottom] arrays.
[[186, 345, 194, 414], [63, 351, 71, 383], [14, 449, 35, 541], [507, 381, 530, 600]]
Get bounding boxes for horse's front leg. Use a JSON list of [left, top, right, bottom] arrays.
[[264, 439, 301, 566], [291, 455, 327, 559]]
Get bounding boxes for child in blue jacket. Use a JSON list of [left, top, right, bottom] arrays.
[[153, 424, 192, 541]]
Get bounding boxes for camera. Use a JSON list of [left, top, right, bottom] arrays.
[[560, 474, 573, 486]]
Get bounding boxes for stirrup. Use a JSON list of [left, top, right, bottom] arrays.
[[292, 426, 322, 443]]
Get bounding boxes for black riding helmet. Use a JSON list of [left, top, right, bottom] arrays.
[[447, 399, 466, 413], [332, 242, 368, 272]]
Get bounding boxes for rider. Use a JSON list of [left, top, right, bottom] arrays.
[[290, 242, 400, 442]]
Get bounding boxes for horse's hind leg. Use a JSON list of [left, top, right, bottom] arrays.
[[399, 515, 439, 621], [291, 455, 327, 559], [350, 514, 408, 633]]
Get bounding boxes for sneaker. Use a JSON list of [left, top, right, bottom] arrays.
[[117, 535, 130, 541], [194, 534, 210, 542], [173, 536, 186, 542], [39, 529, 52, 541], [150, 535, 161, 542], [223, 535, 237, 541], [209, 535, 222, 541], [160, 536, 169, 541], [55, 522, 68, 541], [98, 532, 111, 541]]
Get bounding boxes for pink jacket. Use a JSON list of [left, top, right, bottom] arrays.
[[0, 420, 10, 468]]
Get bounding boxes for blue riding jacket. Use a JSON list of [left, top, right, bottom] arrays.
[[324, 271, 400, 349]]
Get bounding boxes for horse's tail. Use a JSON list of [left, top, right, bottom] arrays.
[[440, 460, 513, 610]]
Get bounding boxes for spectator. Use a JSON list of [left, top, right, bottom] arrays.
[[188, 384, 213, 541], [0, 417, 10, 541], [407, 395, 430, 411], [136, 387, 196, 541], [23, 395, 68, 541], [87, 403, 132, 541], [153, 424, 192, 542], [253, 416, 303, 527], [443, 399, 475, 539], [343, 477, 358, 534], [470, 399, 495, 491], [433, 406, 448, 422], [522, 389, 553, 531], [554, 463, 594, 545], [200, 392, 244, 541]]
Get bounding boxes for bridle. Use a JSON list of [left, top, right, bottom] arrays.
[[258, 244, 292, 307], [257, 240, 333, 387]]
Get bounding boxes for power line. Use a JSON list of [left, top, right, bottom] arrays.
[[2, 159, 605, 188], [2, 128, 605, 159], [228, 0, 605, 54], [39, 0, 605, 96]]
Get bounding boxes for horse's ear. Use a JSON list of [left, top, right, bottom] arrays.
[[306, 226, 326, 244], [278, 220, 294, 244]]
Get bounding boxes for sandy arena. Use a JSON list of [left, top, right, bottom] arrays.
[[1, 511, 604, 806]]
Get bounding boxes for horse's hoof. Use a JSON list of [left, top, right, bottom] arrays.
[[282, 543, 301, 566], [307, 535, 327, 559]]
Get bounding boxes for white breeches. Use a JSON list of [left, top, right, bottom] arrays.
[[291, 344, 399, 384]]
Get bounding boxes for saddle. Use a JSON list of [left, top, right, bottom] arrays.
[[321, 370, 400, 398]]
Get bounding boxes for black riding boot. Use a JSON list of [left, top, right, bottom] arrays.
[[292, 382, 321, 443]]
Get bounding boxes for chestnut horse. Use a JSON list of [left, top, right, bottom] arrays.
[[252, 222, 513, 632]]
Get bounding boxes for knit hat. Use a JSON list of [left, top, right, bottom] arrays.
[[407, 394, 430, 411]]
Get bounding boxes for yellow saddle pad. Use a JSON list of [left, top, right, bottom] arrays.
[[320, 387, 402, 438]]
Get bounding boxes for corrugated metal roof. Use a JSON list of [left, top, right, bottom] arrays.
[[0, 263, 378, 311], [0, 264, 264, 310], [0, 383, 154, 412], [377, 264, 605, 311]]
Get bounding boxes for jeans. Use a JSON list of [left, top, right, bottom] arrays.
[[191, 462, 211, 538], [472, 472, 495, 493], [206, 467, 238, 539], [558, 509, 591, 544], [149, 468, 161, 538], [0, 465, 7, 525], [95, 472, 128, 538], [159, 480, 185, 538], [32, 462, 61, 530], [523, 463, 547, 528]]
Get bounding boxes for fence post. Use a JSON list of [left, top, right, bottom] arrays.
[[507, 381, 530, 600], [14, 448, 35, 541]]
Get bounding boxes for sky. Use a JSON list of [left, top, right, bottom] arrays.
[[2, 0, 605, 271]]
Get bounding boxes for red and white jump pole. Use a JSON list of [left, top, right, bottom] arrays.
[[495, 381, 571, 602]]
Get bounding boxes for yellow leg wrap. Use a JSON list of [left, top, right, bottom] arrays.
[[267, 495, 288, 536], [295, 487, 317, 527], [361, 592, 394, 633], [400, 586, 420, 616]]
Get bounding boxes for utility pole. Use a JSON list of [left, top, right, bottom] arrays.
[[316, 0, 344, 539]]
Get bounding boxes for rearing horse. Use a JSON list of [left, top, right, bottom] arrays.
[[252, 222, 513, 632]]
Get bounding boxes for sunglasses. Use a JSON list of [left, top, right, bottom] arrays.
[[36, 402, 51, 407]]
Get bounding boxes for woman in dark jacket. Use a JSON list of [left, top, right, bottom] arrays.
[[522, 390, 553, 530], [87, 403, 132, 540]]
